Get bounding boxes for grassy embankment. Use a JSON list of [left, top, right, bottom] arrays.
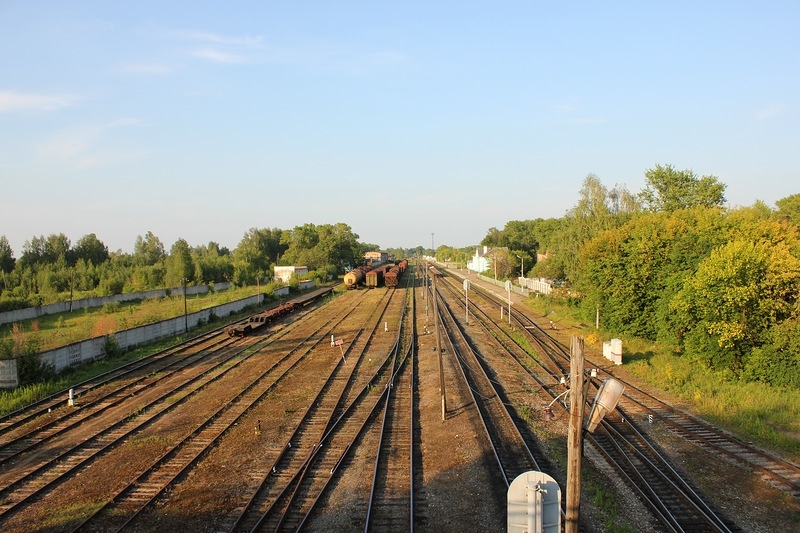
[[524, 296, 800, 462], [0, 285, 273, 416]]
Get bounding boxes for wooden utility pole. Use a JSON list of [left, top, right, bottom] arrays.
[[432, 267, 446, 421], [566, 335, 585, 533]]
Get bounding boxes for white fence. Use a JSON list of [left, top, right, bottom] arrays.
[[518, 277, 552, 295]]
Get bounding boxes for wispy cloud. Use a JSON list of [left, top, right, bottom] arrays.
[[174, 30, 263, 47], [37, 118, 143, 170], [191, 48, 248, 64], [120, 63, 173, 75], [170, 28, 409, 73], [0, 90, 78, 112], [172, 29, 262, 64], [755, 103, 786, 121]]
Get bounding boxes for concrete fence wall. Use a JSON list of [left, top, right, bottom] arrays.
[[38, 291, 260, 374], [0, 282, 231, 326]]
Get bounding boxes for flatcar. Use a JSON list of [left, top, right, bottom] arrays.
[[225, 301, 298, 337]]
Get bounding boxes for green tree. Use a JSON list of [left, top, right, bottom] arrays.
[[775, 193, 800, 226], [19, 233, 72, 268], [193, 241, 234, 284], [671, 239, 800, 373], [577, 207, 731, 340], [0, 235, 15, 291], [73, 233, 109, 266], [0, 235, 15, 274], [165, 238, 195, 287], [639, 164, 727, 213], [133, 231, 166, 267], [548, 174, 619, 283]]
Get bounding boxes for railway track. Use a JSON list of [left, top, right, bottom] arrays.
[[434, 269, 757, 531], [365, 280, 417, 533], [0, 289, 372, 530], [226, 287, 405, 532], [0, 327, 237, 439], [593, 416, 737, 532], [434, 277, 540, 488]]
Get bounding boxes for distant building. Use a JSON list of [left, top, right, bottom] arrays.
[[467, 246, 507, 274], [273, 265, 309, 283], [364, 251, 388, 265]]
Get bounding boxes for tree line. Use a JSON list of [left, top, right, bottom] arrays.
[[0, 223, 371, 311], [466, 164, 800, 387]]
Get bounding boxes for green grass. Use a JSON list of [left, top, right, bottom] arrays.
[[523, 296, 800, 462], [1, 285, 263, 353], [0, 302, 258, 417]]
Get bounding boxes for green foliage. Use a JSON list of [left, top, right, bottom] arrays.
[[742, 319, 800, 387], [279, 222, 362, 274], [0, 235, 15, 274], [776, 193, 800, 226], [672, 239, 800, 372], [73, 233, 109, 265], [576, 208, 730, 341], [165, 238, 195, 287], [0, 295, 30, 313], [16, 346, 56, 386], [133, 231, 166, 267], [639, 164, 727, 212], [103, 334, 122, 358]]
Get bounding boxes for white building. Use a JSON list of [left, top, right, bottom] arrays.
[[364, 251, 389, 265], [273, 265, 309, 283], [466, 246, 506, 274]]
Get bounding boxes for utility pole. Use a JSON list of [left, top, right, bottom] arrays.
[[431, 232, 435, 261], [566, 335, 586, 533], [432, 267, 446, 421], [183, 278, 188, 334]]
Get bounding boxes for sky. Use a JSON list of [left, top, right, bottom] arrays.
[[1, 1, 798, 256]]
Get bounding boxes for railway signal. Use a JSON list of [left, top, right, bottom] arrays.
[[334, 338, 345, 362]]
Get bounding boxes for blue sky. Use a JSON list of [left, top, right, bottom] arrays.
[[1, 1, 798, 255]]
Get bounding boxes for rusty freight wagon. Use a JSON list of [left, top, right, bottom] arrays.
[[365, 267, 385, 288]]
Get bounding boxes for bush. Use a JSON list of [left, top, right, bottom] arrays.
[[743, 320, 800, 387], [103, 334, 122, 358], [0, 296, 30, 313], [16, 345, 56, 386], [102, 301, 122, 313]]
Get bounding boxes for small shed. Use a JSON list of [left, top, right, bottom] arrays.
[[273, 266, 309, 283]]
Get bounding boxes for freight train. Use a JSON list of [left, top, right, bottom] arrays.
[[344, 265, 373, 289], [344, 259, 409, 289], [224, 286, 333, 337], [384, 259, 408, 288]]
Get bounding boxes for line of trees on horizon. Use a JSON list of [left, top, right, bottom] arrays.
[[4, 164, 800, 388], [0, 223, 381, 311]]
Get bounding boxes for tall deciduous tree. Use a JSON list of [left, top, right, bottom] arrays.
[[776, 193, 800, 226], [671, 238, 800, 373], [639, 164, 727, 212], [73, 233, 110, 266], [0, 235, 15, 274], [133, 231, 166, 267], [165, 238, 195, 287], [19, 233, 72, 267], [233, 227, 285, 285]]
